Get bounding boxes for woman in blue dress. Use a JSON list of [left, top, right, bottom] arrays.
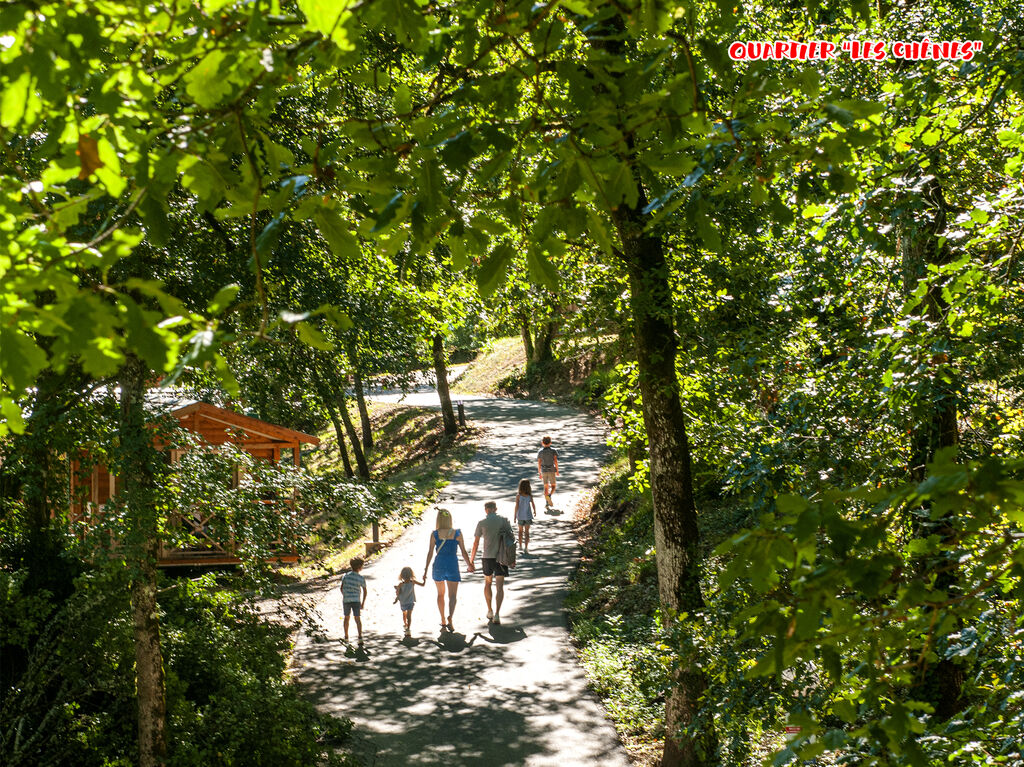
[[423, 509, 474, 633]]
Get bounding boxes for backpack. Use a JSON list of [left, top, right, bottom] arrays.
[[495, 520, 516, 569]]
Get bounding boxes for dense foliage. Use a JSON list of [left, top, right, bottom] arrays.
[[2, 0, 1024, 765]]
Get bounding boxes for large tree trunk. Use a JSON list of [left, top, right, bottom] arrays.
[[347, 341, 374, 450], [534, 320, 556, 364], [583, 12, 714, 761], [520, 317, 535, 363], [432, 333, 458, 436], [612, 202, 714, 767], [119, 355, 168, 767], [899, 176, 963, 718]]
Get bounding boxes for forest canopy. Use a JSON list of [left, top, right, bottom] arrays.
[[2, 0, 1023, 766]]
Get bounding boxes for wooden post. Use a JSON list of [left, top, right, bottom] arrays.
[[457, 401, 466, 427]]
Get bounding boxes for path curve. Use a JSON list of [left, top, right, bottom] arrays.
[[293, 394, 630, 767]]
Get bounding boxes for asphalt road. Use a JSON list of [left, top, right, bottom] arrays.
[[291, 393, 630, 767]]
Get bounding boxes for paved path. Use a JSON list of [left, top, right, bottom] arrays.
[[292, 394, 630, 767]]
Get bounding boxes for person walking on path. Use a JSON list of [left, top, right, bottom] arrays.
[[340, 557, 367, 645], [537, 436, 559, 508], [423, 509, 474, 633], [470, 501, 515, 625], [514, 478, 537, 553], [394, 566, 425, 638]]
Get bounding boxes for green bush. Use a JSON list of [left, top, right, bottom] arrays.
[[0, 569, 360, 767]]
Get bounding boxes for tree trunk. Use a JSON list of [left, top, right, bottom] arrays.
[[612, 200, 714, 767], [347, 341, 373, 450], [337, 391, 370, 479], [118, 355, 168, 767], [583, 12, 714, 761], [534, 320, 556, 364], [432, 333, 458, 436], [310, 367, 354, 477], [520, 318, 535, 363], [899, 175, 963, 718], [353, 368, 373, 450], [325, 399, 354, 478]]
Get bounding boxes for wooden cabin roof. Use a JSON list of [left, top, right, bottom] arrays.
[[170, 401, 320, 447]]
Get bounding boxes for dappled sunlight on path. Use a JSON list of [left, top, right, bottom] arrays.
[[292, 394, 629, 766]]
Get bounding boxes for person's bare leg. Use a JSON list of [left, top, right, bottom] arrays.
[[354, 615, 363, 643], [517, 524, 524, 548], [435, 581, 446, 627], [446, 580, 459, 631], [484, 574, 493, 619], [494, 575, 505, 621], [524, 525, 530, 550], [343, 614, 350, 642]]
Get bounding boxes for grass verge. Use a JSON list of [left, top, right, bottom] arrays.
[[450, 336, 526, 395], [452, 334, 622, 410], [568, 458, 665, 766]]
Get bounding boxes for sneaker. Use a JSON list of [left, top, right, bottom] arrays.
[[486, 608, 493, 622], [545, 494, 553, 507]]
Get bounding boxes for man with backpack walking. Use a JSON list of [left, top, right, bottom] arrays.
[[537, 436, 559, 509]]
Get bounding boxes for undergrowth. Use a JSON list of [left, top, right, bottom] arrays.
[[569, 458, 806, 767]]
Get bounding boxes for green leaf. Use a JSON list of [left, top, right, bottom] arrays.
[[476, 243, 514, 297], [123, 297, 172, 372], [138, 194, 170, 247], [255, 213, 285, 258], [371, 192, 405, 233], [184, 50, 232, 109], [207, 284, 241, 314], [296, 321, 334, 350], [588, 209, 616, 256], [0, 328, 48, 392], [214, 353, 240, 398], [775, 494, 807, 515], [526, 244, 559, 291], [299, 0, 355, 50], [439, 131, 475, 170], [314, 207, 361, 260], [0, 71, 40, 129], [0, 396, 26, 435]]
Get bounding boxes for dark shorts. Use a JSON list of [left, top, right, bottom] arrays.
[[517, 519, 532, 527], [343, 601, 361, 617], [482, 558, 509, 577]]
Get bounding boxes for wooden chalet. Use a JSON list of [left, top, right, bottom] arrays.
[[69, 398, 320, 567]]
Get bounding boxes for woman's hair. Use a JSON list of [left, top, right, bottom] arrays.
[[399, 566, 414, 582], [518, 478, 532, 495], [435, 509, 452, 530]]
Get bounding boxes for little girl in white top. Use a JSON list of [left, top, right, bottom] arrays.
[[394, 566, 425, 638], [514, 478, 538, 553]]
